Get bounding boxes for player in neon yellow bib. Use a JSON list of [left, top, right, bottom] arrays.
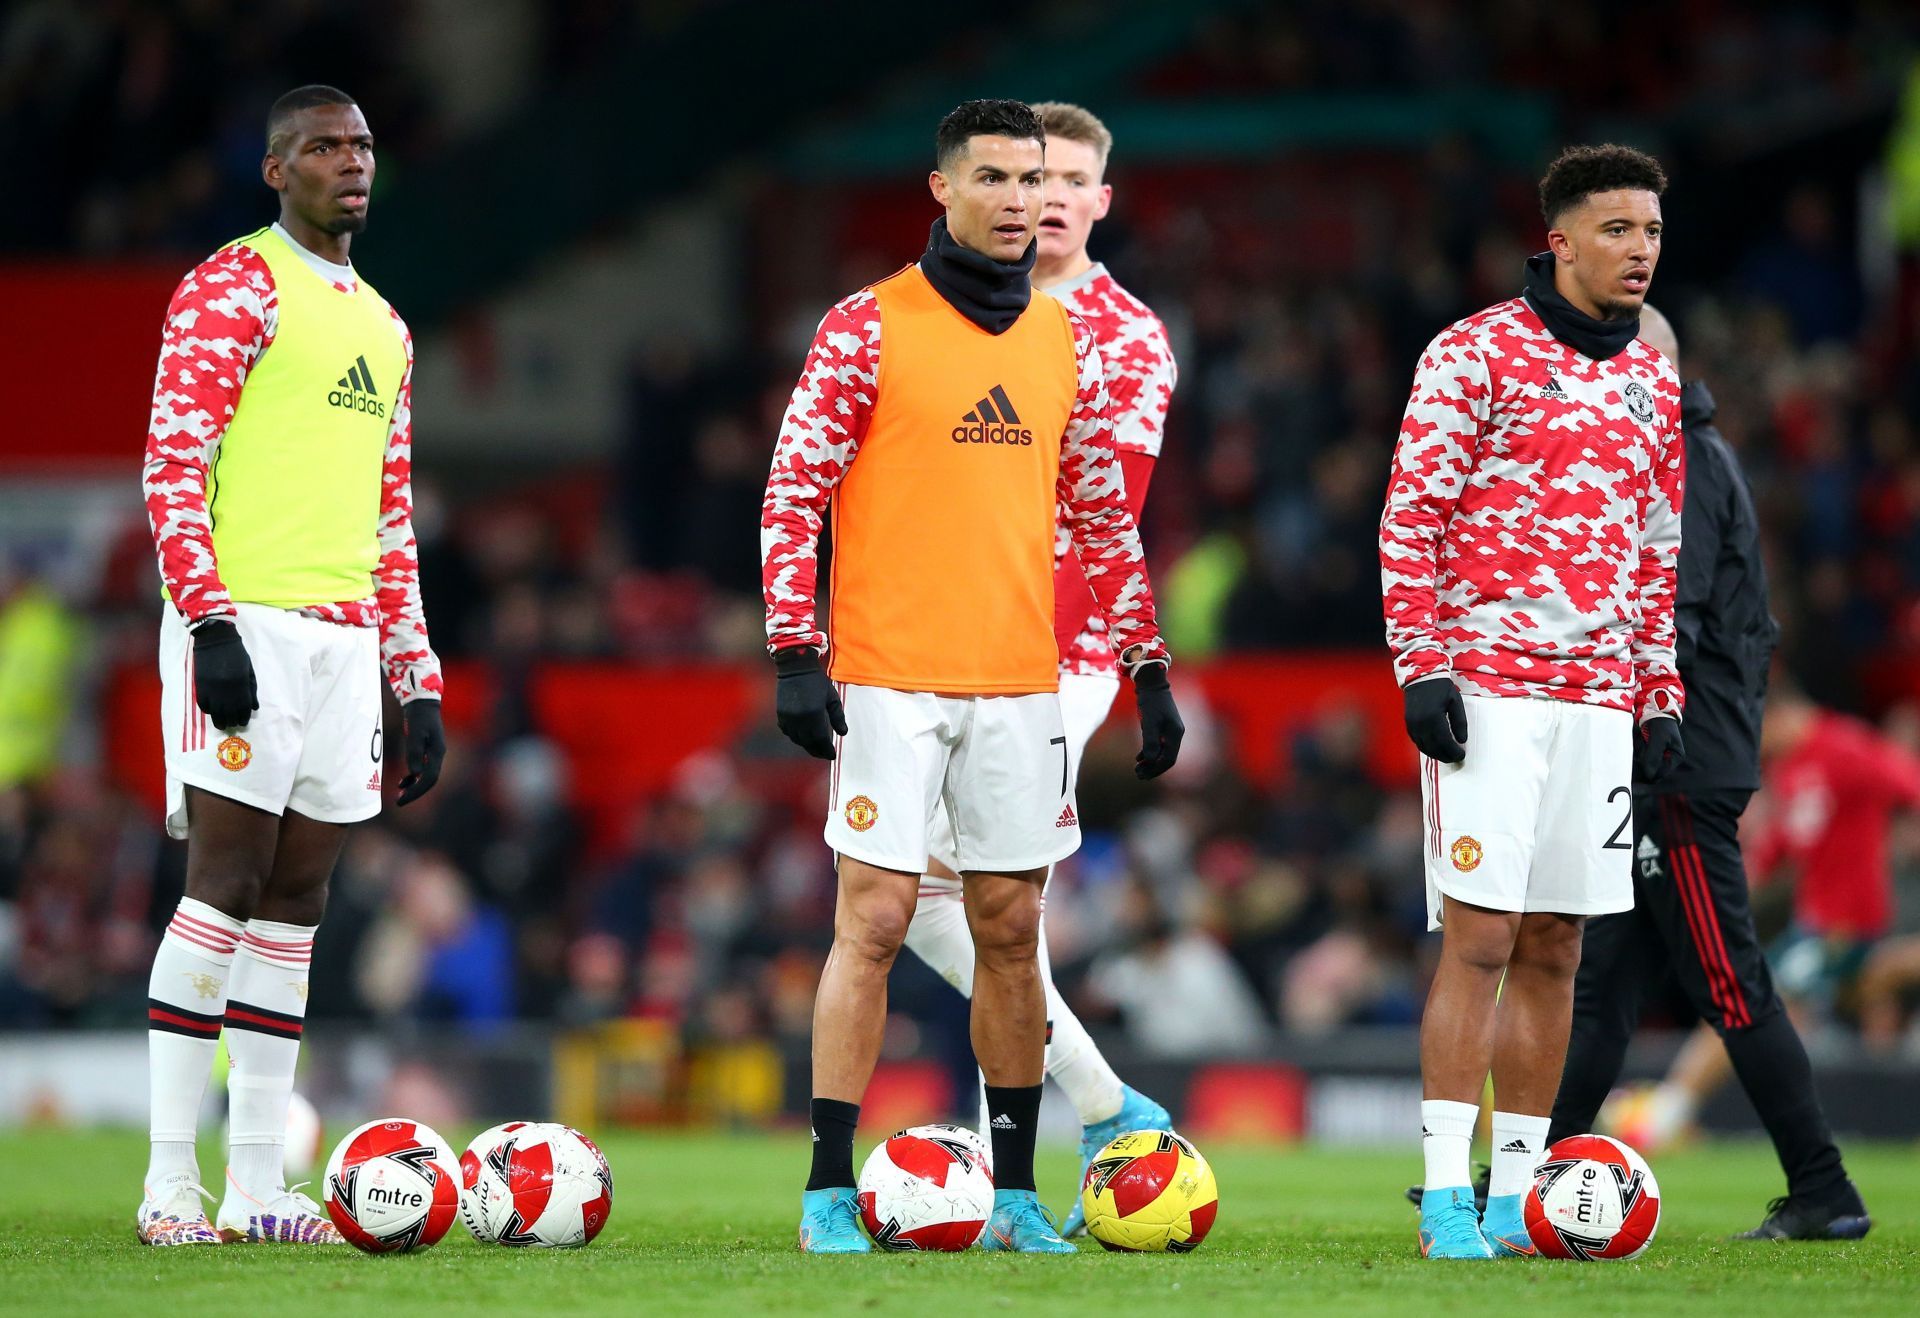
[[136, 85, 445, 1248]]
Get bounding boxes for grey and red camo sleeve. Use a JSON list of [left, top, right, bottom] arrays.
[[760, 292, 880, 657], [1379, 329, 1489, 688], [1058, 313, 1168, 671], [141, 247, 276, 629], [373, 310, 444, 702], [1632, 394, 1685, 724]]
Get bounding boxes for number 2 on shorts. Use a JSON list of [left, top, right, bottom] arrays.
[[1603, 785, 1632, 850]]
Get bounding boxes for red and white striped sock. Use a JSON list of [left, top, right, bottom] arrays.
[[147, 897, 244, 1185], [224, 919, 315, 1202]]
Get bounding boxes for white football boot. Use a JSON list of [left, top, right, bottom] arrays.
[[136, 1173, 221, 1246], [216, 1175, 343, 1244]]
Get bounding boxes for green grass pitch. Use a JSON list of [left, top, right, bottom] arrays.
[[2, 1130, 1915, 1315]]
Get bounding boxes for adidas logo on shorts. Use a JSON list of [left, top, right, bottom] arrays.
[[1055, 803, 1078, 829]]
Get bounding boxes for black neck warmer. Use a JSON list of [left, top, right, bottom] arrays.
[[1680, 379, 1716, 430], [1522, 252, 1640, 360], [918, 217, 1035, 334]]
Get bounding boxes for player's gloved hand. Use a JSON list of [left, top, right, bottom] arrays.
[[1636, 715, 1684, 784], [1132, 662, 1184, 780], [775, 648, 846, 760], [1404, 676, 1468, 764], [191, 619, 258, 731], [396, 698, 445, 806]]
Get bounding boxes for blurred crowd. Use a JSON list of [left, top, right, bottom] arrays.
[[6, 1, 1920, 1071]]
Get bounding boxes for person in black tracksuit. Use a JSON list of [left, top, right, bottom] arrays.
[[1546, 313, 1871, 1240]]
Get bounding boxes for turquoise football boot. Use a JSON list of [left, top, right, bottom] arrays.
[[982, 1190, 1077, 1253], [1419, 1186, 1495, 1259], [1481, 1193, 1536, 1257], [797, 1187, 871, 1254], [1062, 1086, 1173, 1237]]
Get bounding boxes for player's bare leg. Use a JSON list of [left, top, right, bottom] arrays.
[[800, 854, 916, 1252], [965, 866, 1073, 1252], [963, 868, 1046, 1090], [140, 787, 279, 1245], [1417, 895, 1518, 1259], [1482, 911, 1583, 1255], [217, 808, 347, 1243]]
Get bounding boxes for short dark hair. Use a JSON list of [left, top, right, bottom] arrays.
[[935, 99, 1044, 173], [1539, 144, 1667, 225], [267, 84, 358, 154]]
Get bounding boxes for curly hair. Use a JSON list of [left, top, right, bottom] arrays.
[[1539, 144, 1667, 225], [935, 99, 1045, 173]]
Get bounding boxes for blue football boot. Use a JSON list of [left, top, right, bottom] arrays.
[[797, 1187, 871, 1254], [1480, 1193, 1536, 1257], [1062, 1086, 1173, 1237], [982, 1190, 1077, 1254], [1419, 1186, 1494, 1259]]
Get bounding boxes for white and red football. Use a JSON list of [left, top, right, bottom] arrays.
[[857, 1125, 995, 1251], [324, 1118, 461, 1253], [460, 1122, 615, 1247], [1524, 1133, 1662, 1260]]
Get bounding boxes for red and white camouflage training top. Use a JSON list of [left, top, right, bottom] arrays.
[[1379, 297, 1684, 723], [1050, 263, 1176, 678], [142, 227, 443, 702], [760, 285, 1168, 677]]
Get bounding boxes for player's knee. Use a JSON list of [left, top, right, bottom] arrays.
[[1516, 920, 1584, 979], [185, 864, 265, 923], [971, 895, 1041, 967], [256, 874, 330, 927], [840, 894, 913, 966]]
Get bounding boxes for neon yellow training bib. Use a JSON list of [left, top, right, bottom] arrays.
[[206, 226, 407, 609]]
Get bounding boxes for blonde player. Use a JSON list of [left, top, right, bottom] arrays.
[[137, 85, 443, 1246], [762, 99, 1182, 1253], [900, 101, 1179, 1237]]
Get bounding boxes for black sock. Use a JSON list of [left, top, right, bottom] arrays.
[[806, 1097, 860, 1191], [1722, 1010, 1848, 1201], [984, 1084, 1043, 1193]]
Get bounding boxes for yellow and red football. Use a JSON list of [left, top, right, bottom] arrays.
[[1080, 1130, 1218, 1253]]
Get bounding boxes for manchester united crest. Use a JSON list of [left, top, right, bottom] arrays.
[[844, 795, 878, 832], [1450, 835, 1483, 872], [216, 735, 252, 772]]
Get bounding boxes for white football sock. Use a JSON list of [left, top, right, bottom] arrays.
[[223, 918, 314, 1202], [903, 888, 977, 995], [146, 898, 243, 1185], [1038, 913, 1124, 1127], [1421, 1099, 1479, 1192], [1489, 1110, 1551, 1199]]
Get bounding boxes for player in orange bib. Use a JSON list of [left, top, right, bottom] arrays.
[[761, 99, 1183, 1254]]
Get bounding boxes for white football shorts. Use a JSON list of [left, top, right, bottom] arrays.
[[160, 602, 384, 839], [1420, 693, 1635, 930], [920, 671, 1119, 893], [825, 681, 1085, 875]]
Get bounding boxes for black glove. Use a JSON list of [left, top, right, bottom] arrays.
[[1636, 716, 1684, 784], [1132, 662, 1184, 780], [396, 698, 445, 806], [191, 619, 258, 731], [1404, 676, 1468, 764], [774, 648, 846, 760]]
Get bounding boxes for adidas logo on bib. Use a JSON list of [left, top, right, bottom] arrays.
[[327, 354, 387, 418], [951, 384, 1033, 446]]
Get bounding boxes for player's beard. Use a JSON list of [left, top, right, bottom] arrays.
[[327, 212, 369, 236]]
